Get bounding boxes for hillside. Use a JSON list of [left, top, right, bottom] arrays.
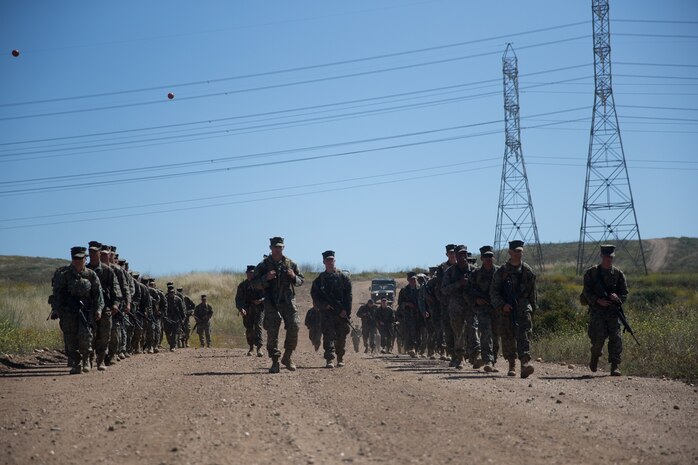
[[0, 256, 69, 284], [535, 237, 698, 273]]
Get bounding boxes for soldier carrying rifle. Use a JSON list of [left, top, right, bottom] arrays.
[[581, 244, 631, 376]]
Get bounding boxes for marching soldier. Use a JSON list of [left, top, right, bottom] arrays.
[[87, 243, 121, 371], [311, 250, 353, 368], [251, 237, 304, 373], [164, 285, 185, 351], [194, 295, 214, 348], [376, 297, 395, 354], [441, 245, 475, 369], [582, 244, 629, 376], [397, 272, 422, 358], [51, 247, 104, 374], [468, 246, 499, 372], [235, 265, 266, 357], [356, 299, 378, 353], [490, 240, 537, 378], [435, 244, 457, 361]]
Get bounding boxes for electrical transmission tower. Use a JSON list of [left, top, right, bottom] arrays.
[[577, 0, 647, 274], [494, 44, 544, 270]]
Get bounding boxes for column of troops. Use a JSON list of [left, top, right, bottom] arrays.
[[312, 241, 628, 378], [51, 236, 628, 378], [50, 241, 214, 374]]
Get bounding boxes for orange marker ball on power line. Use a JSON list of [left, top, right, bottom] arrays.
[[11, 49, 20, 57], [167, 92, 175, 100]]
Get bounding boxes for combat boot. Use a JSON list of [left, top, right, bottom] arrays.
[[520, 361, 534, 379], [337, 355, 345, 368], [325, 360, 335, 369], [246, 347, 253, 356], [96, 353, 107, 371], [472, 353, 484, 369], [589, 355, 599, 372], [81, 358, 91, 373], [455, 356, 465, 370], [269, 358, 280, 374], [507, 359, 516, 377], [257, 347, 265, 357], [69, 364, 82, 375], [610, 363, 621, 376], [408, 349, 417, 358], [281, 351, 296, 371], [483, 362, 494, 373]]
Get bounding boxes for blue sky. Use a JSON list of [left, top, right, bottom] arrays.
[[1, 0, 696, 275]]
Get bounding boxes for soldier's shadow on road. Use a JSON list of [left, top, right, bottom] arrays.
[[443, 374, 499, 380], [538, 375, 595, 380], [0, 366, 71, 378], [186, 371, 268, 376]]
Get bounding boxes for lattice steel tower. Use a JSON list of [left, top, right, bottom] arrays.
[[494, 44, 544, 270], [577, 0, 647, 274]]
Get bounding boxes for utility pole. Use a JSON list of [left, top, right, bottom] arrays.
[[577, 0, 647, 274], [494, 44, 544, 271]]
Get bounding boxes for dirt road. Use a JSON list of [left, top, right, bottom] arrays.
[[1, 279, 696, 465]]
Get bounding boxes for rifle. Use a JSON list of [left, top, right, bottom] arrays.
[[595, 270, 640, 346], [318, 284, 358, 332], [611, 298, 640, 346], [125, 311, 143, 330], [502, 277, 519, 328], [190, 322, 198, 336], [68, 298, 90, 327]]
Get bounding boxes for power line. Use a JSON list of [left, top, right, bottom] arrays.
[[0, 112, 590, 195], [0, 21, 589, 109], [0, 71, 590, 158], [615, 33, 698, 39], [613, 19, 698, 25], [0, 35, 590, 122], [0, 157, 499, 223], [2, 154, 693, 230], [0, 164, 503, 230]]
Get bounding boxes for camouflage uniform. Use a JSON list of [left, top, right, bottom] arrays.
[[468, 263, 499, 365], [582, 264, 628, 367], [251, 255, 304, 363], [490, 261, 537, 369], [122, 270, 136, 355], [304, 307, 322, 351], [156, 287, 167, 347], [131, 279, 151, 353], [146, 284, 162, 353], [52, 261, 104, 372], [109, 264, 131, 362], [194, 301, 214, 347], [164, 291, 185, 350], [87, 260, 121, 368], [434, 260, 455, 359], [235, 278, 265, 351], [376, 302, 395, 353], [180, 293, 196, 347], [441, 261, 475, 364], [356, 303, 378, 353], [418, 276, 439, 358], [311, 269, 353, 364], [397, 281, 422, 355]]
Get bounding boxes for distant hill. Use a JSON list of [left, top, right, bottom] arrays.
[[0, 237, 696, 282], [0, 256, 69, 284], [533, 237, 698, 273]]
